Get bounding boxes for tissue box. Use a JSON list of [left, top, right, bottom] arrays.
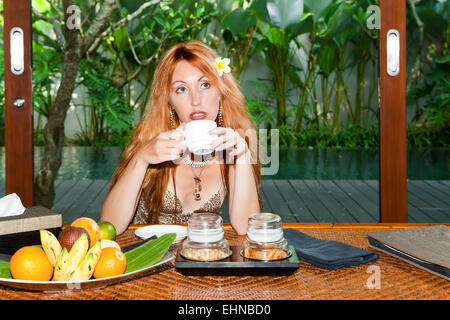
[[0, 206, 62, 255]]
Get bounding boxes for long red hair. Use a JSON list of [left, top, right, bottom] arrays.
[[109, 40, 261, 223]]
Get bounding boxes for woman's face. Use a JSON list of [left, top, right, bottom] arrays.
[[168, 60, 221, 123]]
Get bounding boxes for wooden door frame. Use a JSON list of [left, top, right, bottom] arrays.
[[3, 0, 34, 206], [379, 0, 408, 222]]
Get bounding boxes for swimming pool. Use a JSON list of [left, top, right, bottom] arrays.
[[0, 147, 448, 180]]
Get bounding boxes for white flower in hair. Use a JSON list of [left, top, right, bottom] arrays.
[[215, 57, 231, 76]]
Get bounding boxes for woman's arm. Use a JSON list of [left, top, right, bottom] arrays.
[[101, 126, 186, 234], [228, 151, 260, 235], [100, 156, 148, 235]]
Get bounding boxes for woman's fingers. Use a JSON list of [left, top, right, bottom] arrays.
[[141, 134, 185, 163], [163, 140, 187, 156], [211, 128, 243, 152], [159, 126, 185, 141], [215, 137, 238, 152], [210, 127, 236, 150], [208, 126, 231, 137], [153, 144, 186, 163]]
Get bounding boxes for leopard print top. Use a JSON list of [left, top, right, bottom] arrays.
[[133, 182, 227, 224]]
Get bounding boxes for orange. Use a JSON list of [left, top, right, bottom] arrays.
[[93, 247, 127, 279], [9, 246, 53, 281], [71, 217, 101, 248], [98, 221, 117, 241]]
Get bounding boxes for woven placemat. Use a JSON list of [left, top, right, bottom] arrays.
[[0, 227, 448, 300]]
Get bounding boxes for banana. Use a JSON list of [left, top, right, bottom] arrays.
[[53, 248, 70, 281], [40, 229, 62, 267], [69, 241, 101, 281], [53, 233, 89, 281], [65, 233, 89, 277]]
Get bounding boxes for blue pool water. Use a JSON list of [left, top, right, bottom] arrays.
[[0, 147, 448, 180]]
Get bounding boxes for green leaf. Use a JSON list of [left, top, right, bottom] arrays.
[[251, 0, 304, 29], [194, 3, 206, 18], [304, 0, 332, 20], [120, 0, 148, 13], [248, 38, 269, 56], [154, 15, 170, 30], [32, 20, 53, 37], [317, 40, 338, 76], [112, 27, 129, 52], [287, 12, 313, 37], [0, 261, 12, 279], [125, 233, 176, 273], [320, 2, 357, 38], [32, 0, 51, 13], [217, 0, 233, 16], [436, 54, 450, 64], [267, 27, 285, 47], [266, 0, 304, 29], [223, 8, 257, 37], [172, 17, 182, 30], [288, 64, 304, 87], [249, 0, 271, 24]]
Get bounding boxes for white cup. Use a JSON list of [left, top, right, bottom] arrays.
[[182, 120, 217, 155]]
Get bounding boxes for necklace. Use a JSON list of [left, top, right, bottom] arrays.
[[182, 152, 212, 168], [191, 166, 206, 201], [182, 152, 214, 201]]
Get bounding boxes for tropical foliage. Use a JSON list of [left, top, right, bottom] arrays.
[[0, 0, 448, 149]]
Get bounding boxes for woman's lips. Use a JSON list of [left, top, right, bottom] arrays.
[[190, 112, 207, 120]]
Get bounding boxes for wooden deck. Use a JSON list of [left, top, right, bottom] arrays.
[[1, 180, 449, 224]]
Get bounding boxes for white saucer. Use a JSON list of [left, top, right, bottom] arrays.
[[134, 225, 187, 244]]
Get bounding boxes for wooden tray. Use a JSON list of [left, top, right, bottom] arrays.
[[174, 245, 299, 276]]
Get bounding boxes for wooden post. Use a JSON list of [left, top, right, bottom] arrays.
[[3, 0, 34, 206], [379, 0, 408, 222]]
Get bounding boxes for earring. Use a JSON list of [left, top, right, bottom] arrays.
[[170, 106, 176, 129], [217, 103, 224, 127]]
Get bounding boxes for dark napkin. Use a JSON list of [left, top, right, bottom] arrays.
[[284, 228, 379, 270]]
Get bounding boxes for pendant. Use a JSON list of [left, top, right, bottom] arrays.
[[193, 177, 202, 201]]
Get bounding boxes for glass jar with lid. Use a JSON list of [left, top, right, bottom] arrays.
[[180, 213, 231, 261], [241, 213, 291, 261]]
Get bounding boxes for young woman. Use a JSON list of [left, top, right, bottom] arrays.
[[101, 40, 261, 235]]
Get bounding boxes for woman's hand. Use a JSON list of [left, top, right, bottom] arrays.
[[209, 127, 250, 161], [134, 125, 186, 165]]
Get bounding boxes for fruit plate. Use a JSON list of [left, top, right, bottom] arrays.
[[135, 225, 187, 244], [0, 252, 174, 292]]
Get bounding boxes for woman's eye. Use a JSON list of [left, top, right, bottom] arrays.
[[200, 82, 211, 89], [175, 86, 187, 94]]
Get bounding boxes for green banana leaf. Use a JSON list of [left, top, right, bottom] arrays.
[[0, 261, 12, 279], [124, 233, 176, 274]]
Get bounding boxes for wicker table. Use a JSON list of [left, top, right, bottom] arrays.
[[0, 223, 448, 300]]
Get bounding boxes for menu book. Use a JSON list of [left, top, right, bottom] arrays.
[[367, 225, 450, 280]]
